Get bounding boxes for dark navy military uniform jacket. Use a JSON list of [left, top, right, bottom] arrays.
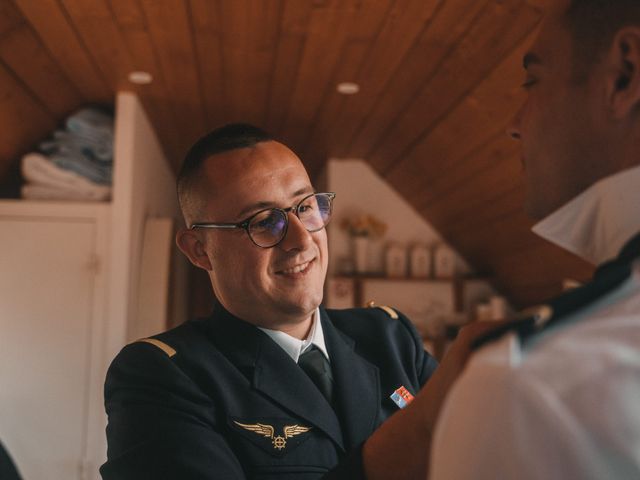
[[100, 305, 438, 479]]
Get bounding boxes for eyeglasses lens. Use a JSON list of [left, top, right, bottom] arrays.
[[247, 194, 333, 247], [248, 210, 287, 247], [298, 194, 331, 231]]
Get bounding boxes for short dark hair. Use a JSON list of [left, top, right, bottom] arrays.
[[563, 0, 640, 80], [177, 123, 274, 224]]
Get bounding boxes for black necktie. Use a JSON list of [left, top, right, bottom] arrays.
[[298, 345, 334, 405]]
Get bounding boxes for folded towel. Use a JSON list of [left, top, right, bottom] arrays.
[[21, 184, 111, 202], [21, 153, 112, 195], [53, 130, 112, 162], [50, 152, 112, 184], [66, 108, 114, 147]]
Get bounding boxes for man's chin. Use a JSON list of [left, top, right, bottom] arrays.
[[524, 189, 555, 221], [278, 295, 323, 319]]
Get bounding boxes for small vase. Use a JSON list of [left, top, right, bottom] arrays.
[[353, 236, 369, 274]]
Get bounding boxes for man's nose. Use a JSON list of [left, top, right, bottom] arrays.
[[507, 107, 523, 140], [278, 212, 313, 251]]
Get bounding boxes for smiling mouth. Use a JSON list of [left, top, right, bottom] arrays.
[[276, 259, 314, 275]]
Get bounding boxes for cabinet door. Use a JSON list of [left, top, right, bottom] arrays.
[[0, 217, 97, 479]]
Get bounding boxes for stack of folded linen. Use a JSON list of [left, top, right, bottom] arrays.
[[21, 108, 114, 201]]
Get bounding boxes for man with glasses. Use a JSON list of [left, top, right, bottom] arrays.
[[100, 124, 489, 479]]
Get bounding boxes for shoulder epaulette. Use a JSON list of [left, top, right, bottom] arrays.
[[471, 304, 554, 351], [136, 338, 177, 357], [366, 301, 399, 320]]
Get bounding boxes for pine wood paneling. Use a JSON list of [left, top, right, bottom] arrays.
[[217, 0, 280, 127], [346, 0, 491, 158], [278, 0, 362, 153], [111, 0, 192, 164], [313, 0, 440, 158], [0, 1, 24, 36], [0, 24, 82, 116], [0, 63, 55, 177], [59, 0, 135, 88], [189, 0, 225, 127], [302, 0, 396, 172], [386, 29, 538, 201], [138, 0, 206, 145], [13, 0, 111, 102], [368, 0, 540, 174], [264, 0, 313, 134]]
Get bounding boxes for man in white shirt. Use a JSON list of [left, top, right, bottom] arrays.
[[430, 0, 640, 478]]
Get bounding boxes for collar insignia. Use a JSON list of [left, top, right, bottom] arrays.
[[233, 421, 312, 450]]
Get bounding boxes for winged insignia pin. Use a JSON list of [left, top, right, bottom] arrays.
[[233, 421, 312, 450]]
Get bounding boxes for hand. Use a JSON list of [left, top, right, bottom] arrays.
[[436, 320, 510, 393], [362, 320, 510, 480]]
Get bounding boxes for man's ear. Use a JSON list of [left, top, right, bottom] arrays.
[[176, 228, 213, 271], [607, 27, 640, 118]]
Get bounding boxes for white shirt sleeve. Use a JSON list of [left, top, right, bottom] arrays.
[[429, 335, 640, 480]]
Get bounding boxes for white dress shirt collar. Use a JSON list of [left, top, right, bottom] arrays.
[[258, 308, 329, 363], [532, 164, 640, 265]]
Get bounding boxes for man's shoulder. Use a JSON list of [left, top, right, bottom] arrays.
[[114, 317, 214, 366], [324, 305, 420, 344]]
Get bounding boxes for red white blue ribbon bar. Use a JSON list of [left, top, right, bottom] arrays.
[[390, 386, 415, 409]]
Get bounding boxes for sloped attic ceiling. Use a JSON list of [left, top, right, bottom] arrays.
[[0, 0, 593, 308]]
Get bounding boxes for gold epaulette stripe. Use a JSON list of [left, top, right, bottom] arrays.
[[366, 301, 399, 320], [137, 338, 176, 357], [378, 305, 399, 319]]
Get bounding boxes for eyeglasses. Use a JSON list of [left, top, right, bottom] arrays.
[[190, 192, 336, 248]]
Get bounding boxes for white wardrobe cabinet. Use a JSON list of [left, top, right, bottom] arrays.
[[0, 92, 188, 479], [0, 202, 110, 480]]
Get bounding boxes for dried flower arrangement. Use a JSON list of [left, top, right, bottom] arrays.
[[340, 213, 387, 238]]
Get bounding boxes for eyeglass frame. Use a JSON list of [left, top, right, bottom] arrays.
[[189, 192, 336, 248]]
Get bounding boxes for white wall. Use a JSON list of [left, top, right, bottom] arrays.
[[109, 92, 188, 353], [326, 158, 470, 275], [324, 158, 508, 318]]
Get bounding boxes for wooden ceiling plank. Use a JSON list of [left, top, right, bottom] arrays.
[[0, 24, 83, 117], [346, 0, 490, 159], [300, 39, 370, 169], [410, 132, 515, 209], [491, 244, 593, 290], [451, 209, 537, 258], [107, 0, 147, 29], [301, 0, 395, 164], [0, 62, 56, 177], [0, 1, 25, 37], [327, 0, 441, 156], [437, 185, 526, 239], [189, 0, 226, 127], [13, 0, 112, 102], [367, 0, 540, 174], [110, 0, 188, 168], [265, 0, 313, 134], [138, 0, 206, 142], [278, 0, 363, 153], [58, 0, 136, 90], [413, 136, 521, 213], [217, 0, 281, 127], [384, 27, 538, 200]]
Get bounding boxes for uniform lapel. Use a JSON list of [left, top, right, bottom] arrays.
[[320, 308, 380, 448], [206, 305, 345, 451]]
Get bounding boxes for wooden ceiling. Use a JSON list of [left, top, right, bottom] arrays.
[[0, 0, 593, 308]]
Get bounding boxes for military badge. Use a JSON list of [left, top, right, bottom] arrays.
[[233, 420, 312, 451]]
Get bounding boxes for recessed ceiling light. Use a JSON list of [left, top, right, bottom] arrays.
[[336, 82, 360, 95], [128, 71, 153, 85]]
